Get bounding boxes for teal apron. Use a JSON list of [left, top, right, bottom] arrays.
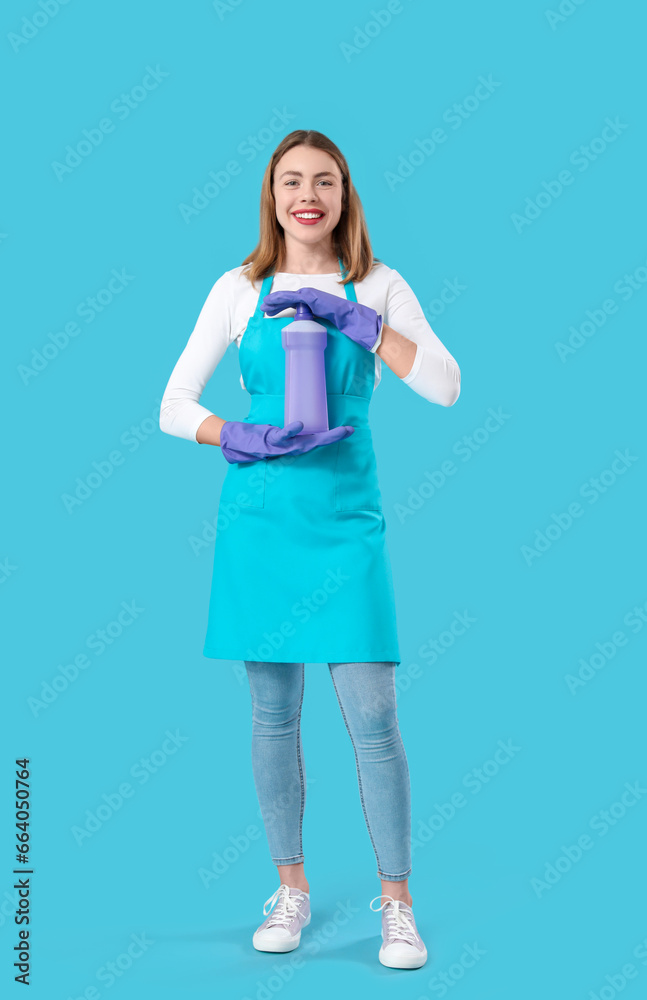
[[203, 258, 400, 665]]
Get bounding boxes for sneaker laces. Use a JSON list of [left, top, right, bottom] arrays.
[[369, 894, 418, 947], [262, 884, 306, 928]]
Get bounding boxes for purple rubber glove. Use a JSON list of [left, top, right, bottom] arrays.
[[220, 419, 354, 464], [261, 287, 383, 352]]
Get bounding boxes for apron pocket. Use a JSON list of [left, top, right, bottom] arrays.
[[334, 429, 383, 512], [220, 459, 266, 508]]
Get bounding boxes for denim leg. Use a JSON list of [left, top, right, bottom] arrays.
[[244, 661, 306, 866], [328, 661, 412, 880]]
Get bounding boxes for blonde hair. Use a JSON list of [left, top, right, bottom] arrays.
[[241, 130, 381, 287]]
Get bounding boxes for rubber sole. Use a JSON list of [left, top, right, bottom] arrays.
[[378, 943, 428, 969], [253, 911, 311, 953]]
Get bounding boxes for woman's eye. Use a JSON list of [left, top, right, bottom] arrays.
[[285, 180, 332, 186]]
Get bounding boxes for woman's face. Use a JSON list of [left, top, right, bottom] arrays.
[[272, 145, 344, 250]]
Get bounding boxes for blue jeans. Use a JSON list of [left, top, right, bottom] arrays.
[[244, 660, 412, 881]]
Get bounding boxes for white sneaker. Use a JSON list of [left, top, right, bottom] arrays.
[[369, 894, 428, 969], [252, 884, 311, 953]]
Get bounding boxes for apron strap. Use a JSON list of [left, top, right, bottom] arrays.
[[338, 256, 357, 302], [254, 272, 276, 319]]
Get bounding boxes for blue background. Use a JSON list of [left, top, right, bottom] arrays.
[[3, 0, 646, 997]]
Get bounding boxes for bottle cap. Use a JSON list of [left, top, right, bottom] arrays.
[[295, 302, 314, 321]]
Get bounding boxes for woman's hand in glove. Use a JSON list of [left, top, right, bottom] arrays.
[[219, 420, 354, 465], [261, 287, 383, 352]]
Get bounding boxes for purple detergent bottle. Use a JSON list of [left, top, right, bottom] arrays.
[[281, 303, 329, 432]]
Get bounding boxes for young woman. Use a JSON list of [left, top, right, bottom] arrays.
[[160, 130, 460, 970]]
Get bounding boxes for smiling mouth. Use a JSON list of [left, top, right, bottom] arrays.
[[292, 212, 325, 225]]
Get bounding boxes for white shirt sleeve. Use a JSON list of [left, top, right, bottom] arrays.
[[385, 269, 461, 407], [159, 272, 236, 442]]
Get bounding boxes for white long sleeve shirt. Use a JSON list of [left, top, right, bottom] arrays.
[[160, 262, 461, 442]]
